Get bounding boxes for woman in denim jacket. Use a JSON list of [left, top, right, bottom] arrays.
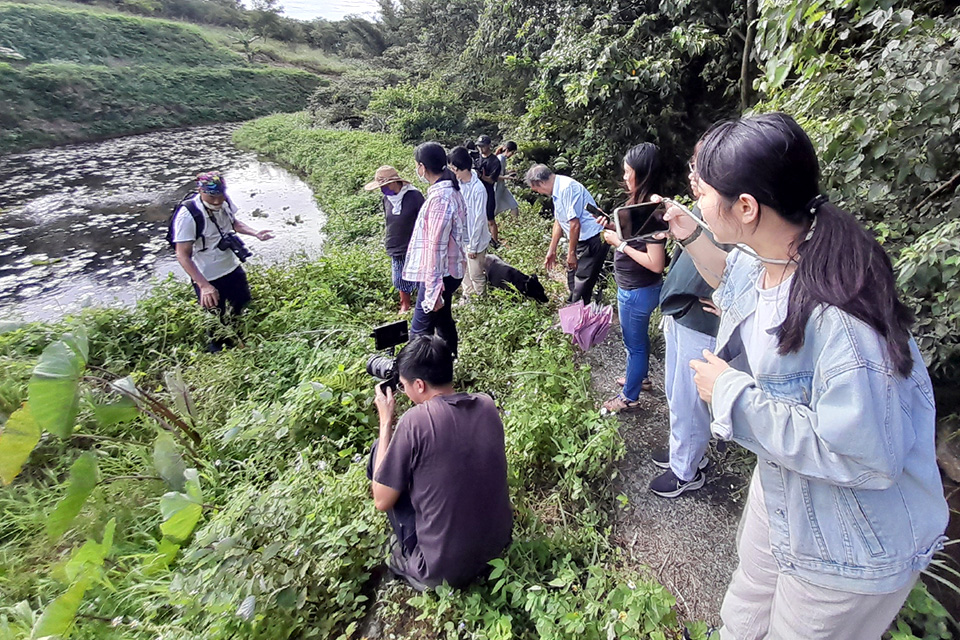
[[660, 113, 948, 639]]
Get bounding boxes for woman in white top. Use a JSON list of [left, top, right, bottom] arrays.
[[448, 146, 491, 299]]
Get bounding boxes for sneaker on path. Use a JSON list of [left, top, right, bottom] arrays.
[[651, 448, 709, 471], [649, 468, 705, 497]]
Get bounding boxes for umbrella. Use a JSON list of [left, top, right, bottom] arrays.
[[558, 300, 613, 351]]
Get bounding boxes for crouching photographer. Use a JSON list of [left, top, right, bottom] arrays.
[[170, 171, 273, 351], [367, 334, 512, 590]]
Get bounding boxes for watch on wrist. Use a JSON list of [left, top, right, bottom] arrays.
[[680, 225, 703, 247], [616, 240, 628, 253]]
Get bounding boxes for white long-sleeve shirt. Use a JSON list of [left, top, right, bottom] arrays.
[[458, 170, 491, 254]]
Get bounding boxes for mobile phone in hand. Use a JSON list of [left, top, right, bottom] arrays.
[[585, 203, 605, 218]]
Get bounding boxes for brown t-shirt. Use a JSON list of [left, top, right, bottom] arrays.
[[374, 393, 512, 588]]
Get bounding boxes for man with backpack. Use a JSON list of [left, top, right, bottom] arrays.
[[168, 171, 273, 350]]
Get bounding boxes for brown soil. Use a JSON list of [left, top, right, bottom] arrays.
[[584, 318, 749, 626]]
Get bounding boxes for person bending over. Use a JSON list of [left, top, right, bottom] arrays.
[[171, 171, 273, 351], [525, 164, 608, 304], [369, 335, 513, 590]]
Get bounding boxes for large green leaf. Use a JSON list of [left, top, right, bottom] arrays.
[[159, 469, 203, 543], [46, 452, 100, 540], [164, 369, 195, 421], [87, 392, 139, 428], [30, 575, 91, 639], [28, 330, 89, 440], [0, 404, 41, 485], [153, 432, 186, 492], [64, 518, 115, 583]]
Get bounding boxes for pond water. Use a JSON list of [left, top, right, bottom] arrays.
[[0, 124, 325, 322]]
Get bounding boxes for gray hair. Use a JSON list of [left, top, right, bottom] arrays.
[[524, 163, 554, 187]]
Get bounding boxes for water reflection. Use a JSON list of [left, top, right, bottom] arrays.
[[0, 124, 325, 321]]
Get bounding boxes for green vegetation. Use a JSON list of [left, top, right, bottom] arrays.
[[0, 2, 322, 152], [0, 117, 684, 639]]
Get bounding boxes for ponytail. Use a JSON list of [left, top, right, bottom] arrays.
[[779, 202, 914, 376], [415, 141, 460, 191], [697, 113, 915, 377]]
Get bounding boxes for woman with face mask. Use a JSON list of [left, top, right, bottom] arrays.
[[661, 113, 947, 639], [364, 166, 426, 314], [402, 142, 468, 355]]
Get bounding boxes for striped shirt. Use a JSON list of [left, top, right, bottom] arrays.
[[403, 180, 467, 312]]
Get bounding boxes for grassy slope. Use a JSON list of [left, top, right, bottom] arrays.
[[0, 2, 322, 152], [0, 113, 685, 639]]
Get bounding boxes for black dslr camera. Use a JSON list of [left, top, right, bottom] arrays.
[[366, 320, 408, 392], [217, 233, 252, 262]]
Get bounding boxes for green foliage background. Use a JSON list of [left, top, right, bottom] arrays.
[[0, 2, 321, 152]]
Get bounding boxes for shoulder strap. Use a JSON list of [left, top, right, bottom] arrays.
[[181, 198, 206, 250]]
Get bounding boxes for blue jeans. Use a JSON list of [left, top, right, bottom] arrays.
[[618, 283, 662, 401]]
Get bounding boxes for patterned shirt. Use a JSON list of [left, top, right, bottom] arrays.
[[403, 180, 467, 312]]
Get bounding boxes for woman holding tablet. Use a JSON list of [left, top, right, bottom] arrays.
[[601, 143, 667, 413], [662, 113, 947, 639]]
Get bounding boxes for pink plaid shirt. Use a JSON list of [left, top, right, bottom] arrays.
[[402, 180, 467, 312]]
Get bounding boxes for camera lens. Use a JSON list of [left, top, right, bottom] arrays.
[[366, 355, 395, 381]]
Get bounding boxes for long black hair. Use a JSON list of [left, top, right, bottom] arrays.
[[623, 142, 663, 205], [415, 142, 459, 190], [697, 112, 915, 377]]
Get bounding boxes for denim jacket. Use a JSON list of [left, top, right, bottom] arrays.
[[710, 250, 948, 594]]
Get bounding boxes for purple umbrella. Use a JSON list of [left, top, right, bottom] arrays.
[[558, 300, 614, 351]]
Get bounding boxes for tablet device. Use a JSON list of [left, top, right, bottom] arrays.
[[614, 201, 669, 242]]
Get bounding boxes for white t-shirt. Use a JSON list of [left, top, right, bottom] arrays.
[[171, 194, 241, 281], [741, 271, 793, 374], [459, 170, 491, 254]]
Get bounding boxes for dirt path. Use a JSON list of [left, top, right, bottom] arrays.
[[585, 320, 750, 626]]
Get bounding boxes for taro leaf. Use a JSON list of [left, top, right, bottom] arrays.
[[88, 392, 139, 428], [0, 403, 41, 485], [164, 369, 196, 421], [64, 518, 115, 583], [153, 432, 186, 492], [30, 575, 91, 639], [28, 330, 89, 440], [236, 595, 256, 621], [47, 452, 100, 540], [159, 469, 203, 543]]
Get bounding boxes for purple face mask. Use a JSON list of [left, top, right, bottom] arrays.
[[381, 185, 397, 196]]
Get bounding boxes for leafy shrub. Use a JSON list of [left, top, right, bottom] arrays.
[[366, 79, 471, 143]]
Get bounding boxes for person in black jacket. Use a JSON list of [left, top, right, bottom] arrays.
[[365, 166, 425, 314]]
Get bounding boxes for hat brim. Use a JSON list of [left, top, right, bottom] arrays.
[[363, 177, 410, 191]]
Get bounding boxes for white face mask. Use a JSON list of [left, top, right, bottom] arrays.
[[415, 164, 429, 185], [203, 200, 223, 213]]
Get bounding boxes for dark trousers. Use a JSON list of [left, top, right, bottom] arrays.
[[192, 266, 251, 318], [411, 275, 463, 355], [566, 234, 609, 304]]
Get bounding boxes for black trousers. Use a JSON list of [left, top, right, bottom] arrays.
[[192, 266, 251, 319], [566, 234, 609, 304], [410, 275, 463, 355]]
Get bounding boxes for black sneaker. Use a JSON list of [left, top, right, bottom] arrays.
[[649, 469, 705, 497], [651, 449, 709, 471]]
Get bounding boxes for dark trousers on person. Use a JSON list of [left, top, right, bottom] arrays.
[[367, 439, 426, 590], [192, 266, 250, 350], [411, 275, 463, 355], [566, 234, 609, 304]]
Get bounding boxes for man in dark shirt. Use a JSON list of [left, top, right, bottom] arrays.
[[475, 135, 502, 248], [369, 335, 512, 590]]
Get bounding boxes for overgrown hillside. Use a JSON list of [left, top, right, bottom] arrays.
[[0, 2, 322, 152]]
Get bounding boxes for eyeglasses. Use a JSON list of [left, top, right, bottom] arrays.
[[688, 162, 696, 174], [397, 380, 406, 393]]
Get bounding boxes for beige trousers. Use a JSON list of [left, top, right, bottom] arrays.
[[462, 250, 487, 297], [719, 469, 916, 640]]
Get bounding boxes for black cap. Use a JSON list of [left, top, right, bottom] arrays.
[[476, 135, 492, 147]]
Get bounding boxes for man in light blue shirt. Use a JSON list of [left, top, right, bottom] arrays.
[[525, 164, 608, 303]]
